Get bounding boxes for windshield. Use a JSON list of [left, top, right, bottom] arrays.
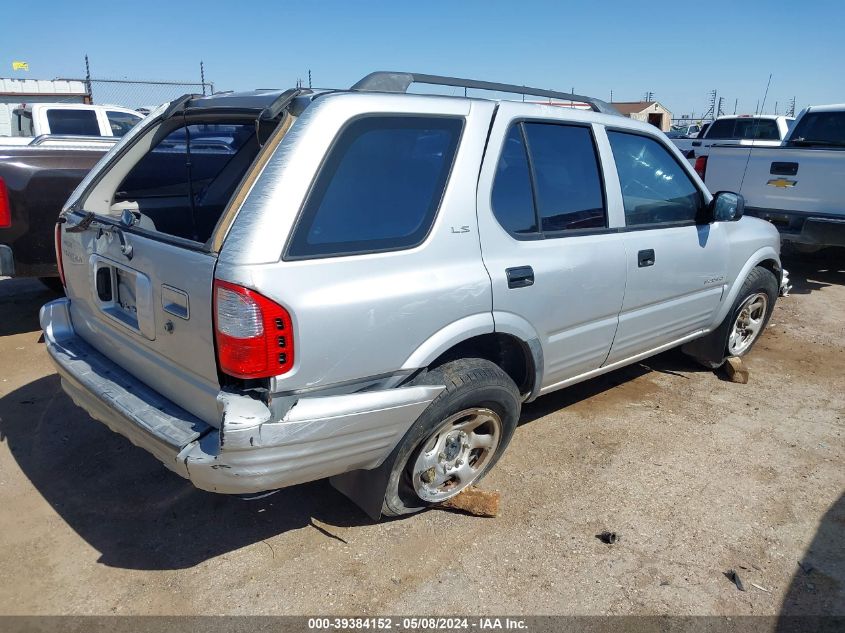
[[788, 111, 845, 145]]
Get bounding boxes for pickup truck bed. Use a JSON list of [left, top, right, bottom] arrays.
[[1, 144, 110, 277]]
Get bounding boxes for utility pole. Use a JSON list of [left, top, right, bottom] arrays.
[[308, 69, 312, 89], [717, 96, 725, 117], [84, 54, 92, 103], [704, 89, 717, 120], [733, 98, 738, 114], [787, 96, 796, 117], [774, 101, 779, 115], [200, 61, 206, 95], [643, 91, 654, 102]]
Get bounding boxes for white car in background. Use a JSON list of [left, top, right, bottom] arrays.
[[672, 115, 794, 163]]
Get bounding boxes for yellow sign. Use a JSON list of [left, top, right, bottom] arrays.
[[767, 178, 797, 188], [12, 61, 29, 71]]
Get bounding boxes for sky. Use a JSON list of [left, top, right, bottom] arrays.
[[4, 0, 844, 118]]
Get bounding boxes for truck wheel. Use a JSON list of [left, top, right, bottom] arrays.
[[381, 358, 521, 517], [725, 266, 778, 357]]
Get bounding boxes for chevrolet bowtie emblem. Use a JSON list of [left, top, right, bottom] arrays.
[[767, 178, 797, 188]]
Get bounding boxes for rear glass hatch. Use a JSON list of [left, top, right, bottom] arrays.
[[58, 90, 306, 425]]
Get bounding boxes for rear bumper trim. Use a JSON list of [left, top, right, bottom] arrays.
[[40, 298, 442, 494]]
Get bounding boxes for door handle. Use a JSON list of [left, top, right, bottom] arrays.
[[506, 266, 534, 289], [638, 249, 655, 268]]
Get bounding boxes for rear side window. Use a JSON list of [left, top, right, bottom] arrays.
[[287, 116, 462, 259], [46, 109, 101, 136], [490, 125, 537, 235], [491, 121, 606, 238], [523, 123, 606, 232], [607, 130, 703, 226], [107, 111, 143, 137]]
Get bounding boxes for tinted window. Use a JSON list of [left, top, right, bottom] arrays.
[[107, 111, 143, 137], [46, 109, 101, 136], [522, 123, 605, 231], [788, 111, 845, 145], [491, 125, 537, 235], [733, 118, 779, 140], [707, 118, 780, 140], [117, 122, 258, 241], [607, 131, 702, 226], [287, 116, 462, 258]]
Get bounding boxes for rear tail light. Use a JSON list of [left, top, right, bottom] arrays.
[[54, 223, 66, 287], [694, 155, 708, 180], [213, 280, 294, 379], [0, 177, 10, 228]]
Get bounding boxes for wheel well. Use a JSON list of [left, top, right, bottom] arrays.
[[757, 258, 781, 282], [428, 333, 535, 396]]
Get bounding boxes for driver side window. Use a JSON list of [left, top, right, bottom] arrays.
[[607, 130, 703, 226]]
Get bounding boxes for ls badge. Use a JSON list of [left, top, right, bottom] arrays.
[[451, 225, 470, 234]]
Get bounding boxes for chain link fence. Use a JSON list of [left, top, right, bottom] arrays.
[[60, 78, 216, 112]]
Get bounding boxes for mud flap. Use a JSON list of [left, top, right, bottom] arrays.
[[681, 315, 732, 369], [330, 464, 393, 521]]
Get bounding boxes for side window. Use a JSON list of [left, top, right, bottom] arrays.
[[107, 111, 143, 137], [491, 125, 537, 235], [607, 130, 703, 226], [522, 123, 606, 232], [490, 121, 606, 237], [287, 116, 463, 259], [45, 109, 101, 136]]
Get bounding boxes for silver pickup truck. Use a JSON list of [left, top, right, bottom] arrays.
[[41, 72, 783, 518]]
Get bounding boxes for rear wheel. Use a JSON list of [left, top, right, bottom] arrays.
[[381, 358, 521, 517]]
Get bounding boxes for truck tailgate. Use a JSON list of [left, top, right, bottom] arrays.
[[705, 146, 845, 215]]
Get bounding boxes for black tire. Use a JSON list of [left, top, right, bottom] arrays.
[[39, 277, 65, 294], [381, 358, 521, 517], [722, 266, 778, 357]]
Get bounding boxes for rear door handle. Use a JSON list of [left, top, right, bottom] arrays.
[[638, 249, 655, 268], [506, 266, 534, 289]]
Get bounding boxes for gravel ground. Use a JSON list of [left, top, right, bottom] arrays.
[[0, 251, 842, 616]]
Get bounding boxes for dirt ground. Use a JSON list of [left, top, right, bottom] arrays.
[[0, 252, 842, 617]]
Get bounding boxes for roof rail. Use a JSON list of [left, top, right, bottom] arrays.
[[351, 71, 619, 115]]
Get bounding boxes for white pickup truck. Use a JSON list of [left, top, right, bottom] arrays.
[[672, 115, 793, 164], [1, 103, 144, 145], [702, 104, 845, 249]]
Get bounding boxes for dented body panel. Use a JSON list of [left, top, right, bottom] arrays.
[[41, 298, 443, 493]]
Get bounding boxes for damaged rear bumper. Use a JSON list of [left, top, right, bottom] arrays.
[[40, 298, 442, 494]]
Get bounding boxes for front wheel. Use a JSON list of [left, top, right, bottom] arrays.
[[381, 358, 521, 517], [724, 266, 778, 357]]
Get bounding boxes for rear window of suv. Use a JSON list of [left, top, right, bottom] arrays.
[[286, 116, 463, 259]]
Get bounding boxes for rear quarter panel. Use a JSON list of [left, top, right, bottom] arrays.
[[217, 93, 498, 392]]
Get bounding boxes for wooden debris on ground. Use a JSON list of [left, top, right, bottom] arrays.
[[438, 486, 500, 517], [724, 356, 749, 384]]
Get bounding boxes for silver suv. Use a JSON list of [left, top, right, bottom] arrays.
[[41, 72, 783, 518]]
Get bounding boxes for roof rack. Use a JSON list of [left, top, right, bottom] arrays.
[[351, 71, 619, 115]]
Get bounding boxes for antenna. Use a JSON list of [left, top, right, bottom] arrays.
[[739, 74, 774, 192]]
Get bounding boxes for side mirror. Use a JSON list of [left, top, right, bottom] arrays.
[[710, 191, 745, 222]]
